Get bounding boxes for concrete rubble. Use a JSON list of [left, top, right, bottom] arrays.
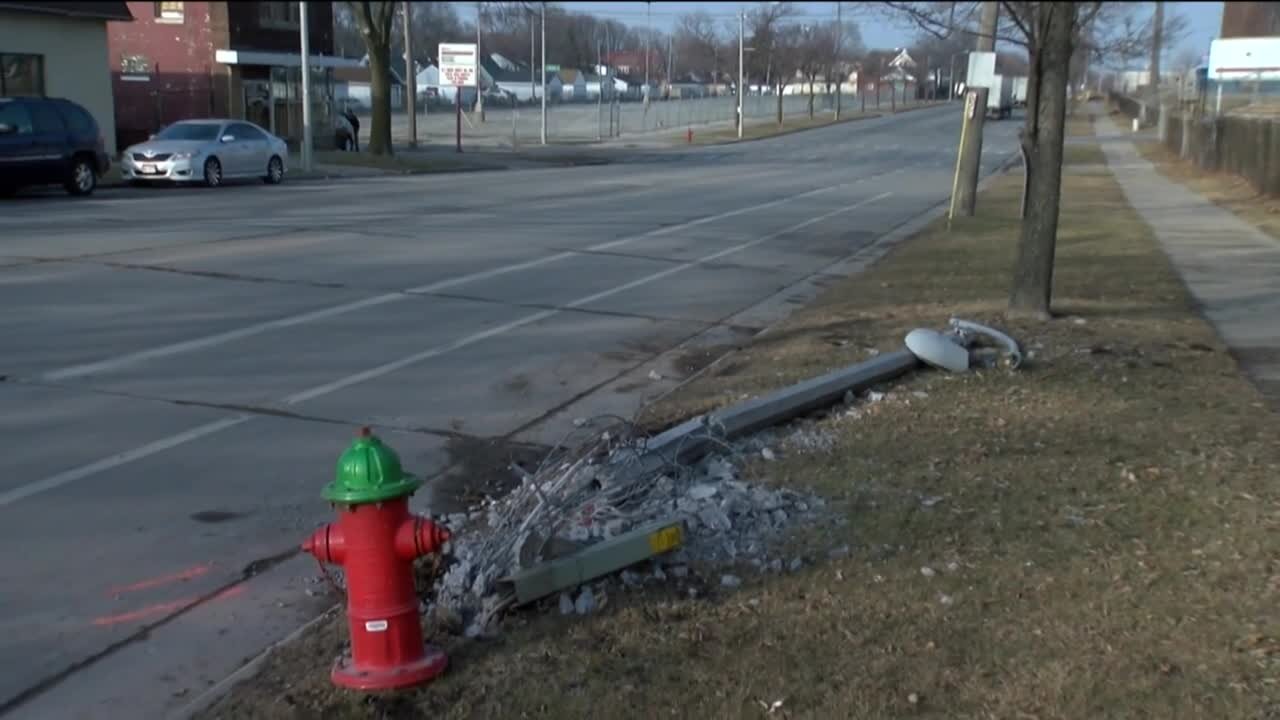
[[424, 418, 830, 637]]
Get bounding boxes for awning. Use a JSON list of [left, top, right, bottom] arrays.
[[214, 50, 363, 69]]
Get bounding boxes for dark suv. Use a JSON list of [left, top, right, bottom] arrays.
[[0, 96, 111, 197]]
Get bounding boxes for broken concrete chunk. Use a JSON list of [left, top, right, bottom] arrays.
[[687, 484, 718, 501], [574, 586, 597, 614], [698, 506, 733, 533], [720, 574, 742, 588]]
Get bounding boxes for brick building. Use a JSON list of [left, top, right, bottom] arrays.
[[108, 1, 357, 149], [1221, 2, 1280, 38]]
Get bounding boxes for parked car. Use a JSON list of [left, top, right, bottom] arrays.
[[0, 96, 111, 197], [121, 119, 287, 187], [334, 111, 357, 151]]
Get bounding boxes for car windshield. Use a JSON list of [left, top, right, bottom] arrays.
[[155, 123, 222, 141]]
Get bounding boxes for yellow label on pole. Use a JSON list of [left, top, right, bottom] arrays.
[[647, 524, 684, 554]]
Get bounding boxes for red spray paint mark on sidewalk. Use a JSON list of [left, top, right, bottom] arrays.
[[92, 585, 245, 627], [107, 564, 212, 597]]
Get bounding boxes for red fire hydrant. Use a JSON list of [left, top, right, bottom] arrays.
[[303, 427, 451, 691]]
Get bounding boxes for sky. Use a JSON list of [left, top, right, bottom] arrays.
[[463, 2, 1225, 65]]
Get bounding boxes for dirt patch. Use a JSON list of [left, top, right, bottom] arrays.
[[428, 436, 549, 514], [199, 132, 1280, 720]]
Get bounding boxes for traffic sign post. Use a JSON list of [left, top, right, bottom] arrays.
[[439, 43, 478, 153]]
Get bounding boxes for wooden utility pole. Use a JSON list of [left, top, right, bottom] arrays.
[[953, 1, 998, 218], [835, 2, 842, 120], [403, 1, 416, 147], [476, 1, 484, 121], [1151, 1, 1163, 95]]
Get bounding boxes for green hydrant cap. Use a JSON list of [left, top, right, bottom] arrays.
[[323, 427, 421, 504]]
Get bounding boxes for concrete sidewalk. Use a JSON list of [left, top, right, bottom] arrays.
[[1097, 114, 1280, 404]]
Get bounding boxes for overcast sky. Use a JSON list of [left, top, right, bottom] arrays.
[[464, 2, 1224, 66]]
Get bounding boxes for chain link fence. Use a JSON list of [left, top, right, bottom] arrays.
[[349, 91, 926, 150]]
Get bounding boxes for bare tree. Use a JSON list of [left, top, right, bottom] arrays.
[[883, 1, 1185, 318], [744, 2, 798, 123], [796, 23, 838, 118], [348, 1, 397, 155], [675, 11, 725, 84]]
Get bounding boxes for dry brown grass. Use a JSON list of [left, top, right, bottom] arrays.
[[1136, 141, 1280, 241], [201, 144, 1280, 720], [694, 102, 942, 145]]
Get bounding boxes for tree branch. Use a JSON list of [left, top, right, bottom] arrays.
[[999, 1, 1033, 43]]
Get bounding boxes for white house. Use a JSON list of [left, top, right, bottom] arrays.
[[558, 69, 588, 100]]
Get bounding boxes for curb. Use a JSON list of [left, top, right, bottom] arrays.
[[693, 101, 949, 148], [170, 605, 340, 719]]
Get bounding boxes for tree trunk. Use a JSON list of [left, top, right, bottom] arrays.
[[366, 42, 394, 155], [1008, 4, 1073, 317], [776, 83, 784, 125], [808, 76, 815, 118]]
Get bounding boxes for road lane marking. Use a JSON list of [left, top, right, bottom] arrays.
[[0, 415, 250, 507], [5, 190, 892, 508], [37, 178, 861, 383]]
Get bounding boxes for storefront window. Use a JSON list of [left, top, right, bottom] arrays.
[[258, 2, 299, 29], [154, 2, 183, 22], [0, 53, 44, 96]]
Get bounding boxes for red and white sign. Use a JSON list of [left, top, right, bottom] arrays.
[[439, 42, 477, 87]]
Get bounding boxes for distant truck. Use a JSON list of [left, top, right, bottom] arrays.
[[1010, 76, 1029, 108], [986, 74, 1014, 119]]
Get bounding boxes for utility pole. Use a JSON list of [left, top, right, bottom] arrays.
[[403, 1, 416, 147], [924, 54, 931, 100], [540, 1, 546, 145], [529, 7, 535, 101], [597, 38, 603, 140], [953, 0, 997, 218], [834, 1, 842, 120], [299, 0, 312, 171], [1151, 0, 1163, 96], [738, 9, 744, 139], [645, 1, 651, 105], [476, 1, 484, 121]]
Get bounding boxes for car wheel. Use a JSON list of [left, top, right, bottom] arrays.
[[263, 155, 284, 184], [203, 157, 222, 188], [65, 156, 97, 196]]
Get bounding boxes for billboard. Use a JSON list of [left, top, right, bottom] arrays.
[[439, 43, 477, 87], [1208, 37, 1280, 81]]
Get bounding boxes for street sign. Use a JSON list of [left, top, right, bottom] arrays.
[[1208, 37, 1280, 81], [966, 51, 996, 89], [439, 42, 477, 87], [546, 64, 561, 73]]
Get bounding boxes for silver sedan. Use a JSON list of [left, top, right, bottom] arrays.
[[121, 119, 288, 187]]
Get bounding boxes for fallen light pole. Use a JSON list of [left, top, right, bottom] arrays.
[[303, 427, 451, 691], [437, 318, 1024, 625]]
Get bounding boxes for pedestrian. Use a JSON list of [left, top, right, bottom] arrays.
[[343, 106, 360, 152]]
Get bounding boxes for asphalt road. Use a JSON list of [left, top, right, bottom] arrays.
[[0, 104, 1019, 718]]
